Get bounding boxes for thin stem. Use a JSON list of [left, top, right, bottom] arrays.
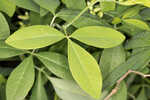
[[64, 0, 100, 29], [50, 16, 56, 27], [104, 70, 150, 100]]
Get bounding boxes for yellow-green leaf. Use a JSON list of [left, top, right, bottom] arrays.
[[5, 25, 65, 49], [123, 19, 150, 31], [68, 40, 102, 99], [71, 26, 125, 48]]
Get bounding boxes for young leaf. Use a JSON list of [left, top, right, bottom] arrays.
[[36, 52, 72, 79], [50, 78, 95, 100], [6, 56, 35, 100], [62, 0, 86, 10], [71, 26, 125, 48], [30, 72, 48, 100], [100, 0, 116, 12], [0, 41, 25, 58], [100, 45, 126, 79], [0, 0, 16, 17], [10, 0, 39, 13], [5, 25, 65, 49], [68, 40, 102, 98], [0, 13, 10, 40], [103, 48, 150, 89], [33, 0, 60, 14]]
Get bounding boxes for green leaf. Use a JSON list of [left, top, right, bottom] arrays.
[[125, 31, 150, 49], [110, 81, 127, 100], [36, 52, 72, 79], [100, 45, 126, 79], [6, 56, 35, 100], [0, 0, 16, 17], [9, 0, 40, 13], [50, 78, 95, 100], [0, 13, 10, 40], [68, 40, 102, 98], [123, 19, 150, 31], [30, 72, 48, 100], [122, 6, 142, 19], [62, 0, 86, 10], [137, 88, 147, 100], [0, 67, 13, 77], [57, 9, 109, 28], [0, 75, 6, 100], [71, 26, 125, 48], [119, 19, 150, 36], [5, 25, 65, 49], [100, 0, 116, 12], [103, 48, 150, 89], [0, 41, 25, 58], [140, 8, 150, 20], [33, 0, 60, 14]]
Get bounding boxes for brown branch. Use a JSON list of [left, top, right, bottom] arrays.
[[104, 70, 150, 100]]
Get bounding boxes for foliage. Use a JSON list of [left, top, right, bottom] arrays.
[[0, 0, 150, 100]]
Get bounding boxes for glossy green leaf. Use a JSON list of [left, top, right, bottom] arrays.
[[62, 0, 86, 10], [33, 0, 60, 14], [57, 9, 109, 28], [30, 72, 48, 100], [6, 56, 35, 100], [0, 41, 26, 58], [101, 0, 116, 12], [68, 40, 102, 98], [0, 0, 16, 17], [111, 81, 127, 100], [36, 52, 72, 79], [100, 45, 126, 79], [50, 78, 95, 100], [103, 48, 150, 89], [71, 26, 125, 48], [5, 25, 65, 49], [9, 0, 40, 13], [125, 31, 150, 49], [0, 13, 10, 40]]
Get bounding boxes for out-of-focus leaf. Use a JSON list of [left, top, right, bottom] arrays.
[[9, 0, 40, 13], [103, 48, 150, 89], [57, 9, 109, 28], [6, 56, 35, 100], [0, 13, 10, 40], [100, 45, 126, 79], [33, 0, 60, 14], [110, 81, 127, 100], [30, 72, 48, 100], [0, 0, 16, 17], [125, 31, 150, 49], [137, 88, 147, 100], [62, 0, 86, 10], [101, 0, 116, 12], [0, 67, 13, 76], [140, 8, 150, 20]]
